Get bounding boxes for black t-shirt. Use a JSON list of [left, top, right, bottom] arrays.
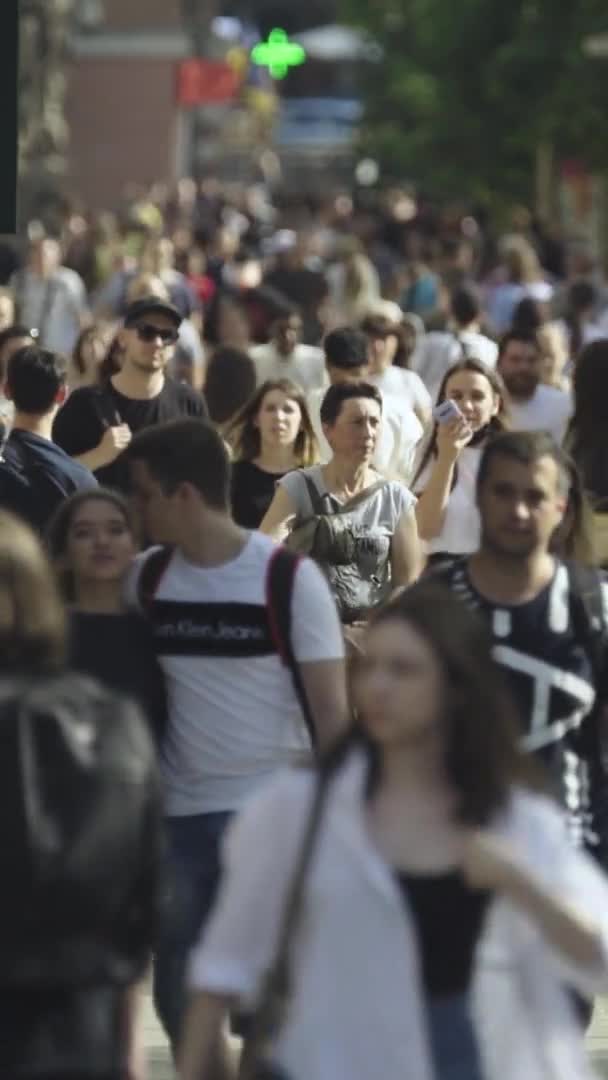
[[432, 557, 602, 850], [231, 460, 286, 529], [395, 870, 490, 997], [68, 611, 168, 744], [0, 429, 97, 531], [52, 378, 208, 491]]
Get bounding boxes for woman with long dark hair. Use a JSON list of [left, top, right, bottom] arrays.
[[47, 488, 167, 744], [227, 378, 319, 528], [413, 358, 508, 559], [180, 582, 608, 1080]]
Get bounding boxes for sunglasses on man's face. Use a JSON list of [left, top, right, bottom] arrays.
[[134, 322, 179, 345]]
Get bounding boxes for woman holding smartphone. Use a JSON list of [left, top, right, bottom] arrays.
[[413, 358, 508, 561]]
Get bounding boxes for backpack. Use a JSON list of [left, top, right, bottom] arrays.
[[0, 672, 161, 986], [137, 543, 316, 743], [0, 432, 74, 532], [286, 474, 389, 622]]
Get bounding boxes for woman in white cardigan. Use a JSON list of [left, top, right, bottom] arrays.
[[180, 582, 608, 1080]]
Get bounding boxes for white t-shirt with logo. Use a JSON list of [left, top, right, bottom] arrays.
[[508, 384, 572, 443], [126, 532, 344, 816]]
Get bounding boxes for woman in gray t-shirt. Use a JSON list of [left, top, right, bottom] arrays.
[[260, 382, 421, 625]]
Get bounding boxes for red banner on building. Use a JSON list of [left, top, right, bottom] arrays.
[[176, 59, 240, 106]]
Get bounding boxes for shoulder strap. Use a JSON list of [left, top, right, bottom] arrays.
[[567, 561, 606, 686], [302, 472, 330, 516], [239, 769, 331, 1080], [265, 546, 315, 745], [303, 473, 388, 520], [137, 547, 174, 611]]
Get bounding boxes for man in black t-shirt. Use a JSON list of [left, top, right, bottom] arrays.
[[53, 296, 208, 491], [431, 430, 608, 862]]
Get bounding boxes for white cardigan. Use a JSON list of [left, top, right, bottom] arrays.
[[189, 751, 608, 1080]]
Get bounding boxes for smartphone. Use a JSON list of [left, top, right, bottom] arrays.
[[433, 398, 463, 425]]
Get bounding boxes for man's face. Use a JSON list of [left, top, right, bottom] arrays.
[[274, 315, 302, 356], [477, 453, 567, 560], [120, 313, 178, 375], [327, 363, 370, 386], [498, 340, 542, 401], [129, 460, 180, 544]]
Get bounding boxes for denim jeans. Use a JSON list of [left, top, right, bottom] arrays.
[[426, 993, 484, 1080], [153, 811, 233, 1047]]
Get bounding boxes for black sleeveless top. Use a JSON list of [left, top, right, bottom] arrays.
[[395, 870, 491, 998]]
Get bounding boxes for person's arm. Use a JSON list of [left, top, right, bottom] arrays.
[[390, 507, 423, 588], [462, 828, 607, 979], [290, 558, 348, 749], [259, 484, 299, 542], [179, 991, 236, 1080], [73, 425, 132, 471], [414, 416, 471, 541], [179, 777, 311, 1079]]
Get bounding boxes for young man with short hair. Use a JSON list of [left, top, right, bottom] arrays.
[[53, 296, 208, 492], [497, 330, 571, 442], [433, 430, 608, 861], [125, 418, 348, 1045], [307, 327, 424, 484], [0, 345, 96, 530]]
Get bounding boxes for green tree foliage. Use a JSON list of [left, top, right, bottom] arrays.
[[340, 0, 608, 206]]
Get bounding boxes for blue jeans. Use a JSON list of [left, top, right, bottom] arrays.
[[426, 993, 484, 1080], [153, 811, 233, 1047]]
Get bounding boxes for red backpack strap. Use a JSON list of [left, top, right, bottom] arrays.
[[137, 546, 174, 612], [265, 545, 316, 747]]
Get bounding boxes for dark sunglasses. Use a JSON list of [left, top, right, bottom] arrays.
[[134, 322, 179, 345]]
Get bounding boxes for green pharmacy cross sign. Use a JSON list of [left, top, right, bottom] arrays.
[[251, 29, 307, 80]]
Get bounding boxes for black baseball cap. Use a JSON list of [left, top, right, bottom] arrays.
[[123, 296, 182, 329]]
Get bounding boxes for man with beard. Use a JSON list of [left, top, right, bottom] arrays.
[[432, 430, 608, 867], [52, 296, 207, 492], [497, 329, 571, 442]]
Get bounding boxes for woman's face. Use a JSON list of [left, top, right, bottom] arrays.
[[444, 369, 499, 433], [255, 389, 302, 450], [323, 396, 382, 463], [65, 499, 135, 587], [355, 618, 445, 746]]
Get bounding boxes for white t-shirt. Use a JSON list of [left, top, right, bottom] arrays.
[[415, 330, 498, 402], [306, 386, 423, 484], [250, 342, 326, 393], [12, 267, 88, 354], [414, 445, 482, 555], [508, 384, 572, 443], [126, 532, 344, 816], [369, 366, 432, 418]]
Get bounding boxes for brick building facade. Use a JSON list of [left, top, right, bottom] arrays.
[[66, 0, 188, 209]]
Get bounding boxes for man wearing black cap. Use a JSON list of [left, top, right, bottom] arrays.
[[53, 296, 208, 491]]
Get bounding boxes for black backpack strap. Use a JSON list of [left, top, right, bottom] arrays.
[[302, 472, 331, 515], [265, 545, 316, 746], [137, 547, 174, 612]]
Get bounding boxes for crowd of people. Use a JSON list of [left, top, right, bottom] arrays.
[[3, 180, 608, 1079]]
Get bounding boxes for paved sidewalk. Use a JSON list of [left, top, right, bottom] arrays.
[[144, 991, 608, 1079]]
